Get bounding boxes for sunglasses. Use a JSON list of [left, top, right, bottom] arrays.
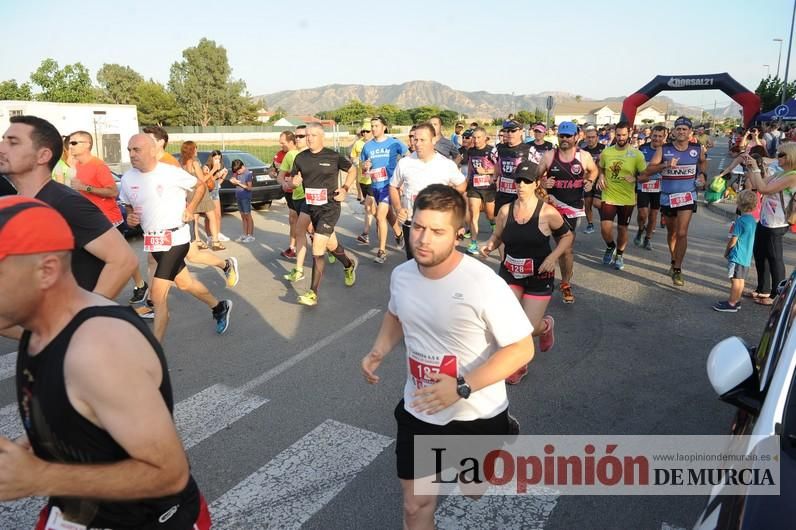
[[408, 135, 415, 139], [558, 134, 573, 139], [295, 134, 307, 139], [778, 152, 786, 158], [514, 177, 534, 184], [507, 128, 520, 133], [69, 140, 88, 145]]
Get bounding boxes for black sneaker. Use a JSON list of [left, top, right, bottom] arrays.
[[213, 300, 233, 334], [129, 282, 149, 304], [713, 301, 739, 313], [395, 232, 405, 249]]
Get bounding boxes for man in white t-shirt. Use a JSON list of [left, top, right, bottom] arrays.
[[120, 134, 232, 340], [389, 122, 467, 260], [361, 184, 534, 529]]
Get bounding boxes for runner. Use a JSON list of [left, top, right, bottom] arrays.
[[389, 123, 466, 260], [464, 127, 498, 255], [695, 125, 714, 152], [291, 123, 358, 306], [120, 134, 232, 340], [0, 196, 211, 529], [429, 116, 462, 163], [361, 116, 407, 264], [597, 122, 647, 271], [67, 130, 124, 228], [360, 184, 533, 529], [482, 163, 572, 384], [538, 121, 598, 303], [277, 131, 300, 257], [634, 125, 667, 250], [282, 125, 314, 282], [581, 126, 605, 234], [494, 120, 533, 215], [352, 128, 374, 243], [641, 116, 707, 286], [528, 123, 555, 164]]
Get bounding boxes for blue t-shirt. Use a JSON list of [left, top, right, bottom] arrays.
[[361, 137, 408, 189], [728, 213, 757, 267], [236, 170, 253, 199], [451, 133, 461, 149]]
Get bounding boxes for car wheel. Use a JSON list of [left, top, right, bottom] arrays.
[[254, 201, 272, 211]]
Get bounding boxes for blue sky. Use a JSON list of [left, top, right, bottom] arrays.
[[1, 0, 793, 111]]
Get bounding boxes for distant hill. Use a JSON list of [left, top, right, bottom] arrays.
[[254, 80, 742, 120]]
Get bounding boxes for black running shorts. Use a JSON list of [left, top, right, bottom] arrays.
[[599, 203, 635, 226], [302, 201, 341, 236], [636, 191, 661, 210], [467, 187, 496, 203], [152, 243, 189, 281]]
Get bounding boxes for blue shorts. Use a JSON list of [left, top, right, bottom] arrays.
[[372, 185, 391, 204], [237, 195, 252, 214], [728, 262, 749, 280]]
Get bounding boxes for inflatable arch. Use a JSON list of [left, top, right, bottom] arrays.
[[620, 73, 761, 127]]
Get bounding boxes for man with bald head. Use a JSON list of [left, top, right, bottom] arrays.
[[120, 134, 232, 340]]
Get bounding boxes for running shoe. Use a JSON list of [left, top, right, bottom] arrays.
[[356, 233, 369, 245], [128, 282, 148, 304], [235, 235, 248, 242], [344, 255, 358, 287], [218, 233, 230, 242], [672, 270, 685, 286], [583, 223, 595, 234], [614, 255, 625, 271], [327, 252, 336, 264], [283, 268, 305, 282], [297, 290, 318, 306], [506, 365, 528, 385], [244, 235, 256, 243], [374, 250, 387, 264], [213, 300, 233, 334], [633, 231, 643, 247], [224, 257, 239, 288], [602, 246, 616, 265], [463, 230, 472, 239], [134, 305, 155, 320], [560, 282, 575, 304], [643, 239, 653, 251], [539, 316, 555, 352], [466, 241, 479, 255], [280, 247, 296, 259], [713, 301, 739, 313], [395, 232, 405, 249]]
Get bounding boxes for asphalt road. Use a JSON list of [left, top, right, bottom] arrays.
[[1, 138, 792, 529]]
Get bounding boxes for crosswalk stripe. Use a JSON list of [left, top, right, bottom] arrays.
[[209, 419, 393, 529], [0, 351, 16, 382], [436, 486, 559, 530]]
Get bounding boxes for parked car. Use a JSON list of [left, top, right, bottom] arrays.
[[112, 171, 142, 239], [174, 150, 283, 210], [694, 271, 796, 529]]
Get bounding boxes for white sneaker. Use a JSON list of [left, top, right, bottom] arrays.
[[244, 235, 256, 243], [235, 235, 247, 242], [218, 233, 230, 242]]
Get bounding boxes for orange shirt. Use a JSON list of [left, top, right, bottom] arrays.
[[74, 156, 122, 224], [160, 152, 181, 167]]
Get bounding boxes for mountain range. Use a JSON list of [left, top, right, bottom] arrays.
[[254, 80, 741, 120]]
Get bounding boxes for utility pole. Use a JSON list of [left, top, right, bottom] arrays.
[[782, 0, 796, 105], [774, 38, 784, 78]]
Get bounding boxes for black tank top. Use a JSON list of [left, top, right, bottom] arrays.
[[548, 148, 586, 208], [502, 200, 552, 265], [17, 306, 201, 529]]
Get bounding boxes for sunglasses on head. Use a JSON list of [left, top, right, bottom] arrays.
[[558, 134, 573, 139], [514, 176, 534, 184]]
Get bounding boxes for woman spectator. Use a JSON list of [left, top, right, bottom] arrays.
[[180, 141, 222, 250], [744, 142, 796, 305], [202, 150, 230, 245]]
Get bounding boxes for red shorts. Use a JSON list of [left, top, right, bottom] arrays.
[[35, 495, 211, 530]]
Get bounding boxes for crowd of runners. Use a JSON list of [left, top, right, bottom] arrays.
[[0, 109, 786, 529]]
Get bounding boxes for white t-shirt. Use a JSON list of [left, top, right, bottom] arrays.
[[760, 171, 795, 228], [390, 153, 465, 220], [119, 162, 197, 245], [388, 255, 534, 425]]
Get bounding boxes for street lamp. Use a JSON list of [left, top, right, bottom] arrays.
[[783, 0, 796, 105], [774, 38, 784, 78], [764, 64, 771, 77]]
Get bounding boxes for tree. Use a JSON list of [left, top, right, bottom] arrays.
[[96, 64, 143, 104], [270, 106, 287, 122], [30, 58, 96, 103], [438, 109, 459, 127], [325, 100, 376, 125], [755, 76, 796, 112], [135, 81, 182, 126], [407, 106, 441, 124], [168, 38, 253, 126], [0, 79, 32, 100], [515, 110, 535, 125]]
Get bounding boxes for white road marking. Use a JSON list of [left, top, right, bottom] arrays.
[[209, 419, 393, 529], [0, 350, 16, 381], [436, 486, 559, 530], [661, 522, 687, 530]]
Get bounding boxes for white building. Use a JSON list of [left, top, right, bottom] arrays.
[[553, 101, 667, 126], [0, 101, 139, 168]]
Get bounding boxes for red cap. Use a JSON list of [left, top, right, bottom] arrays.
[[0, 196, 74, 260]]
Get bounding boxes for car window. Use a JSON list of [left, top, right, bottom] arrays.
[[756, 270, 796, 392]]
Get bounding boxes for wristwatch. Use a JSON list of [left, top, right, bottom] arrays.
[[85, 185, 92, 193], [456, 376, 471, 399]]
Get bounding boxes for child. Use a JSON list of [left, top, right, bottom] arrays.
[[713, 190, 758, 312], [229, 158, 254, 243]]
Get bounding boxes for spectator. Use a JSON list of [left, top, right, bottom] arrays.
[[713, 190, 758, 312], [230, 158, 254, 242]]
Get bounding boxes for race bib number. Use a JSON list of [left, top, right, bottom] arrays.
[[668, 191, 694, 208], [143, 230, 173, 252], [368, 167, 388, 183], [503, 254, 534, 279], [305, 187, 328, 206], [641, 180, 661, 193], [45, 506, 95, 530], [473, 174, 491, 188], [408, 352, 458, 389], [497, 176, 517, 194]]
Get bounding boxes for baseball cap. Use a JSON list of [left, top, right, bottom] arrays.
[[637, 133, 646, 140], [503, 120, 522, 130], [0, 196, 74, 260], [558, 121, 577, 136], [513, 163, 538, 182], [674, 116, 693, 128], [532, 123, 547, 133], [462, 129, 474, 138]]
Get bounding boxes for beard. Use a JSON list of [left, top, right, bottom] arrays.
[[412, 241, 455, 268], [616, 138, 628, 147]]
